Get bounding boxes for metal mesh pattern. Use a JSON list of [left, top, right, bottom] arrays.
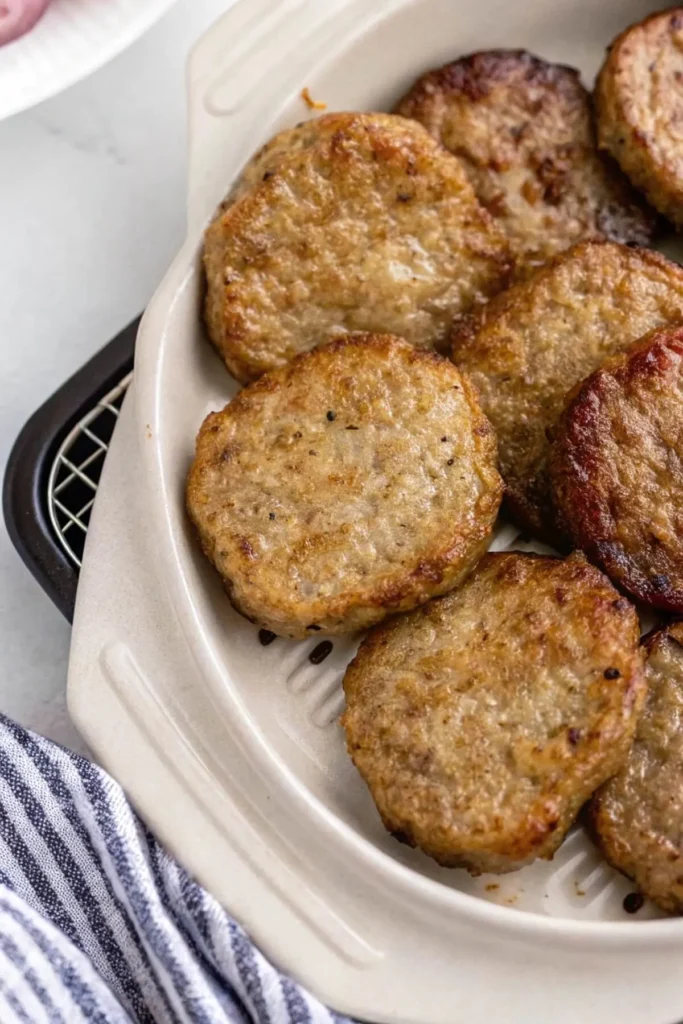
[[47, 374, 132, 568]]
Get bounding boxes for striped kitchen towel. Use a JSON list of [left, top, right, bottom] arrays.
[[0, 713, 351, 1024]]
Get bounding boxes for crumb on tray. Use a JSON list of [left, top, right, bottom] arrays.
[[301, 87, 327, 111]]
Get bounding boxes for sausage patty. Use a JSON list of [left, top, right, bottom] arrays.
[[451, 240, 683, 544], [186, 333, 502, 638], [591, 622, 683, 913], [395, 50, 655, 274], [551, 325, 683, 612], [342, 551, 645, 875], [203, 112, 512, 383], [596, 8, 683, 227]]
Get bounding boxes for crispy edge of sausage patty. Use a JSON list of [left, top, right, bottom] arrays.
[[395, 49, 655, 273], [203, 111, 513, 383], [186, 333, 503, 638], [451, 240, 683, 545], [596, 8, 683, 227], [551, 324, 683, 612], [590, 621, 683, 913], [342, 551, 645, 875]]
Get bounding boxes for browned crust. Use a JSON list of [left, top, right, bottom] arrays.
[[396, 49, 655, 273], [642, 618, 683, 653], [187, 332, 502, 638], [595, 7, 683, 226], [397, 49, 584, 109], [343, 551, 645, 875], [551, 324, 683, 612]]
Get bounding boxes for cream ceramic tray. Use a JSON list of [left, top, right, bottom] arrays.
[[69, 2, 683, 1021]]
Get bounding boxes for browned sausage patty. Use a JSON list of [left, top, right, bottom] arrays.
[[342, 551, 645, 875], [395, 50, 655, 274], [451, 241, 683, 544], [596, 8, 683, 227], [187, 334, 502, 639], [204, 112, 512, 383], [591, 622, 683, 913], [551, 325, 683, 612]]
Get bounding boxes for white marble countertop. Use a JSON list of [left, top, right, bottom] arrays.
[[0, 0, 230, 754]]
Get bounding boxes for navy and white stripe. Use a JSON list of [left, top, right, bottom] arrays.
[[0, 714, 352, 1024]]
